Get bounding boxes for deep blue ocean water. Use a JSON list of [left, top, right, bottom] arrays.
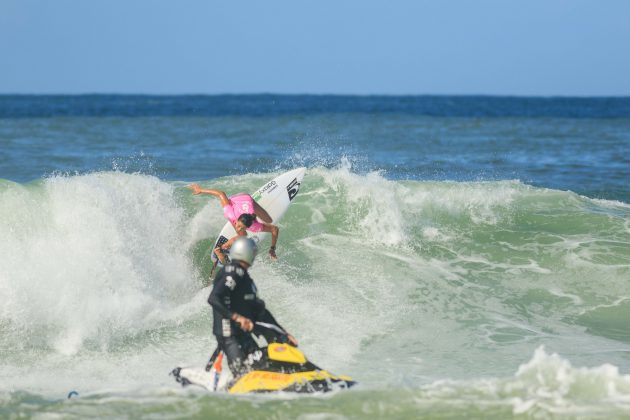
[[1, 95, 630, 419], [2, 95, 629, 202]]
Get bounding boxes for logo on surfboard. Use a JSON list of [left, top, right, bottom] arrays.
[[287, 178, 300, 201], [252, 181, 277, 201]]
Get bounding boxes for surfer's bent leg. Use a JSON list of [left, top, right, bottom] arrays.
[[253, 200, 272, 223]]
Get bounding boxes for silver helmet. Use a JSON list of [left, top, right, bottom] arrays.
[[230, 237, 258, 266]]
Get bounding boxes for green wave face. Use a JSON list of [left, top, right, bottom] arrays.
[[1, 168, 630, 418]]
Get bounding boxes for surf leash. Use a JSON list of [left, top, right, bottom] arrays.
[[205, 346, 221, 372]]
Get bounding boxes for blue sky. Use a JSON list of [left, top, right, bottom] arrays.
[[1, 0, 629, 95]]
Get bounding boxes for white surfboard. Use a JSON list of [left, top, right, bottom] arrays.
[[210, 168, 306, 268]]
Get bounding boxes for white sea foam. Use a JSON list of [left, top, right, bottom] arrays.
[[0, 172, 198, 356], [412, 346, 630, 416], [313, 163, 408, 246], [2, 167, 630, 405]]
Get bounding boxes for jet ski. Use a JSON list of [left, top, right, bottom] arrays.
[[171, 322, 356, 394]]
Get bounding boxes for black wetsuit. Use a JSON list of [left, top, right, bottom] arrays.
[[208, 262, 284, 375]]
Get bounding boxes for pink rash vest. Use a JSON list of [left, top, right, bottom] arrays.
[[223, 193, 264, 232]]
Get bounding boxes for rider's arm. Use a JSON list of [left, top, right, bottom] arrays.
[[207, 272, 234, 319], [208, 270, 253, 331]]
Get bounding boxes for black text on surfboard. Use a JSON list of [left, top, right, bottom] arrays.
[[287, 178, 300, 201]]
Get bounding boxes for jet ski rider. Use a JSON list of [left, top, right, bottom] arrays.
[[188, 184, 280, 260], [208, 237, 298, 377]]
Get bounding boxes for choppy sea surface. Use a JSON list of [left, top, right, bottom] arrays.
[[1, 95, 630, 419]]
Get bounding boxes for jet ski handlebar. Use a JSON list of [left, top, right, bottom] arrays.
[[252, 322, 295, 346]]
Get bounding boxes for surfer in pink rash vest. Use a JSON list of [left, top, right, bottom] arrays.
[[188, 185, 280, 261]]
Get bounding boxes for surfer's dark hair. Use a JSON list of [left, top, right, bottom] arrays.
[[238, 213, 256, 227]]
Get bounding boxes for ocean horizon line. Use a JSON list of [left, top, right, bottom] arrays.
[[2, 94, 629, 119], [2, 92, 630, 99]]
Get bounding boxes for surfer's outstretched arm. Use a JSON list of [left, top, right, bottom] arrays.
[[253, 201, 272, 223], [188, 184, 230, 207], [261, 224, 279, 260]]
